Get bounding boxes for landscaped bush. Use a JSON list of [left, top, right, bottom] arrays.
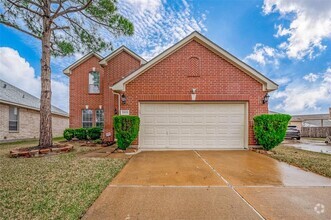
[[63, 128, 75, 141], [253, 114, 291, 151], [74, 128, 87, 140], [87, 127, 102, 140], [113, 116, 140, 150]]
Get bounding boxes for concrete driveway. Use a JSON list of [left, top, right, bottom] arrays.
[[83, 150, 331, 220]]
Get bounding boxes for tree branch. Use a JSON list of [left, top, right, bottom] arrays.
[[0, 20, 41, 39], [52, 0, 92, 19], [6, 0, 44, 17]]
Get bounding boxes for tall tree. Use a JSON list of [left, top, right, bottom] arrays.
[[0, 0, 134, 148]]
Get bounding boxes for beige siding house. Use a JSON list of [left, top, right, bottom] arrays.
[[0, 79, 68, 142]]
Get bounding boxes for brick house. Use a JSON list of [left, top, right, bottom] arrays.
[[0, 79, 68, 142], [64, 32, 278, 149]]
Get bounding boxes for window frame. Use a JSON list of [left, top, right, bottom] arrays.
[[95, 109, 104, 128], [9, 106, 19, 132], [82, 109, 93, 128], [88, 71, 100, 94]]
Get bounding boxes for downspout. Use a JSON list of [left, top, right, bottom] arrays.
[[113, 91, 121, 115], [112, 90, 121, 145]]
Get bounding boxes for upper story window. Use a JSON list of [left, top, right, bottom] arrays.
[[82, 109, 93, 128], [89, 71, 100, 93], [95, 110, 104, 128], [9, 106, 19, 131]]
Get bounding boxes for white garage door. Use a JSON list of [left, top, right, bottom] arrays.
[[139, 103, 246, 149]]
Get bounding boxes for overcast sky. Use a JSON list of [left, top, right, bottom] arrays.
[[0, 0, 330, 114]]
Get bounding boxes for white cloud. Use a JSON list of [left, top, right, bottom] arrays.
[[263, 0, 331, 59], [272, 67, 331, 114], [245, 43, 283, 66], [123, 0, 162, 13], [274, 77, 290, 85], [303, 73, 319, 82], [117, 0, 207, 60], [0, 47, 69, 112]]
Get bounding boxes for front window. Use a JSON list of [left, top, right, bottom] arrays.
[[89, 71, 100, 93], [9, 106, 19, 131], [96, 110, 104, 128], [82, 109, 93, 128]]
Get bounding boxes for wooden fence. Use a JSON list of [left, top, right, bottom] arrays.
[[301, 127, 331, 138]]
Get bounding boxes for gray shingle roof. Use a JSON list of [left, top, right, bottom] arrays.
[[0, 79, 68, 117]]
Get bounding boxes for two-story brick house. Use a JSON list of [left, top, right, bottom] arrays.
[[64, 32, 278, 150]]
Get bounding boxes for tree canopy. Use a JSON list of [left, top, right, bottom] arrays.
[[0, 0, 134, 56]]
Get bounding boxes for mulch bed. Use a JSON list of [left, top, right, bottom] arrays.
[[10, 143, 74, 158]]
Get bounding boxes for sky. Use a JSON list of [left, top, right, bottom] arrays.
[[0, 0, 330, 114]]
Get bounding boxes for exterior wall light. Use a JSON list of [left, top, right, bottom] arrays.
[[99, 105, 102, 109], [85, 105, 89, 109], [263, 93, 270, 104], [121, 94, 127, 104], [191, 88, 197, 101], [92, 67, 96, 71]]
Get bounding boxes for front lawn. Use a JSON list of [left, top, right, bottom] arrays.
[[271, 145, 331, 178], [0, 139, 127, 219]]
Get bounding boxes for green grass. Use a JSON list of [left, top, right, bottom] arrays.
[[0, 139, 127, 219], [271, 145, 331, 178]]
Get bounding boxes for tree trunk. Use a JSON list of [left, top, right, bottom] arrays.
[[39, 1, 52, 148]]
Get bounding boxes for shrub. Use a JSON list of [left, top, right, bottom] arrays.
[[253, 114, 291, 150], [63, 128, 75, 141], [113, 116, 140, 150], [74, 128, 87, 140], [87, 127, 102, 140]]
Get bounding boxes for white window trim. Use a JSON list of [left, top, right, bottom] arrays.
[[9, 106, 19, 132]]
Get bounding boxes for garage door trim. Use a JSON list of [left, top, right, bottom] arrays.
[[138, 101, 248, 150]]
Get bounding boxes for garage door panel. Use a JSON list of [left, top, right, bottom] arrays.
[[139, 103, 246, 149]]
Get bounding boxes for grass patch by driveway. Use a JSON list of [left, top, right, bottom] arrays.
[[0, 139, 127, 220], [271, 145, 331, 178]]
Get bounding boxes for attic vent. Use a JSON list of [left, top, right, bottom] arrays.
[[3, 84, 6, 88], [22, 94, 25, 98], [187, 56, 201, 77]]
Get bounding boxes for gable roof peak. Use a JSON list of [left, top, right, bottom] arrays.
[[112, 32, 278, 92], [99, 46, 146, 66], [63, 52, 102, 76]]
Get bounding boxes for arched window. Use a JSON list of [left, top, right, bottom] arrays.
[[89, 71, 100, 93], [187, 56, 201, 77]]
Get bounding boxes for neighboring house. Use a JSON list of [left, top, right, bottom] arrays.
[[290, 113, 331, 131], [64, 32, 278, 149], [0, 79, 69, 142]]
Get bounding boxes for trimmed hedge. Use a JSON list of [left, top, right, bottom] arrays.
[[63, 127, 102, 141], [87, 127, 102, 140], [114, 115, 140, 150], [253, 114, 291, 150], [75, 128, 87, 140], [63, 128, 75, 140]]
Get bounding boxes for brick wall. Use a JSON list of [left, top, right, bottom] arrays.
[[102, 51, 141, 141], [122, 40, 269, 145], [69, 55, 104, 128], [0, 103, 68, 142], [69, 51, 141, 141]]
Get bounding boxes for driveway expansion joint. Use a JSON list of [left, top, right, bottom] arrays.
[[194, 150, 266, 220]]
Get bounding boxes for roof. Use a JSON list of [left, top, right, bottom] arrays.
[[0, 79, 68, 117], [291, 114, 330, 122], [99, 46, 147, 66], [63, 52, 103, 76], [111, 31, 279, 91]]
